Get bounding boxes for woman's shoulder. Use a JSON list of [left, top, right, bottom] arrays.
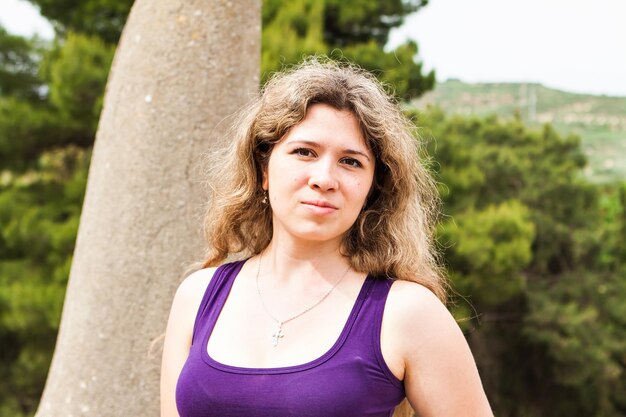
[[180, 266, 219, 289], [386, 279, 447, 316], [169, 266, 219, 319], [175, 258, 247, 301], [383, 280, 493, 416], [384, 279, 460, 349], [379, 279, 456, 381], [175, 266, 218, 299]]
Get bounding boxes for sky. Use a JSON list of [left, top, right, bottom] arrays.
[[1, 0, 625, 97], [388, 0, 626, 96], [0, 0, 54, 39]]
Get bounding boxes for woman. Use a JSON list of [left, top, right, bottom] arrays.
[[161, 58, 493, 417]]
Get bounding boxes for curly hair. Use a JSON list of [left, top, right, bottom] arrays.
[[202, 57, 447, 302]]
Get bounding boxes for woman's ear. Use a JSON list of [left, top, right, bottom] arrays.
[[262, 166, 269, 191]]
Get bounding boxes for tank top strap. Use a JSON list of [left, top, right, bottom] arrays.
[[355, 275, 394, 331], [190, 259, 246, 345], [344, 276, 402, 387]]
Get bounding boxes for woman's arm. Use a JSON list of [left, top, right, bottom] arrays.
[[160, 268, 216, 417], [385, 282, 494, 417]]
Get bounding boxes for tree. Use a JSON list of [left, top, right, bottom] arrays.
[[28, 0, 435, 99], [0, 32, 114, 172], [416, 107, 626, 417], [34, 1, 261, 416], [43, 32, 114, 136], [0, 23, 115, 417], [0, 27, 43, 100], [261, 0, 434, 98], [0, 26, 110, 417], [25, 0, 131, 44], [0, 146, 87, 417]]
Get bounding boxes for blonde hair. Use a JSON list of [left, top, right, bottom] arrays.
[[202, 57, 446, 302]]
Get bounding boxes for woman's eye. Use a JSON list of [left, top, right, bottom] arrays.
[[293, 148, 314, 157], [341, 158, 363, 168]]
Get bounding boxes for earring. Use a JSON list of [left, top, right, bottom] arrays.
[[261, 191, 268, 204]]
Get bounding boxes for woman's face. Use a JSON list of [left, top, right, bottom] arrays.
[[263, 103, 375, 246]]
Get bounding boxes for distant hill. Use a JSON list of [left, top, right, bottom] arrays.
[[412, 80, 626, 183]]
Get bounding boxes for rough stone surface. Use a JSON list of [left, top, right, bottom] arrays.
[[35, 1, 260, 416]]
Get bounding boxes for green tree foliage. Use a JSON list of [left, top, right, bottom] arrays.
[[43, 32, 115, 135], [0, 32, 113, 171], [0, 147, 89, 417], [323, 0, 426, 46], [26, 0, 131, 44], [416, 107, 626, 417], [29, 0, 435, 99], [0, 25, 112, 417], [262, 0, 434, 98], [0, 27, 43, 100], [524, 270, 626, 413], [439, 200, 535, 305], [0, 97, 60, 171]]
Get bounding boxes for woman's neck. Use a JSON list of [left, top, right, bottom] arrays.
[[259, 235, 350, 289]]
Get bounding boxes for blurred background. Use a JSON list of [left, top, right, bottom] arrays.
[[0, 0, 624, 416]]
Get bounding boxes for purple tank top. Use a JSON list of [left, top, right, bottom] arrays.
[[176, 260, 405, 417]]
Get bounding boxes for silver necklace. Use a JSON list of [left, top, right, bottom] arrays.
[[255, 254, 351, 347]]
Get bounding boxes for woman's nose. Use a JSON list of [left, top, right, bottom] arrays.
[[308, 160, 339, 191]]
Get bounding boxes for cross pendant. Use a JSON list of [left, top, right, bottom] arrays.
[[271, 322, 284, 347]]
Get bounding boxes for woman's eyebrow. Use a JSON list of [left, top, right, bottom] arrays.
[[287, 139, 371, 161], [343, 148, 371, 161]]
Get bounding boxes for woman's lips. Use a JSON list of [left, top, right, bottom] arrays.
[[301, 200, 338, 214]]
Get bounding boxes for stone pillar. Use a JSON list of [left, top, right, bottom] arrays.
[[36, 1, 260, 415]]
